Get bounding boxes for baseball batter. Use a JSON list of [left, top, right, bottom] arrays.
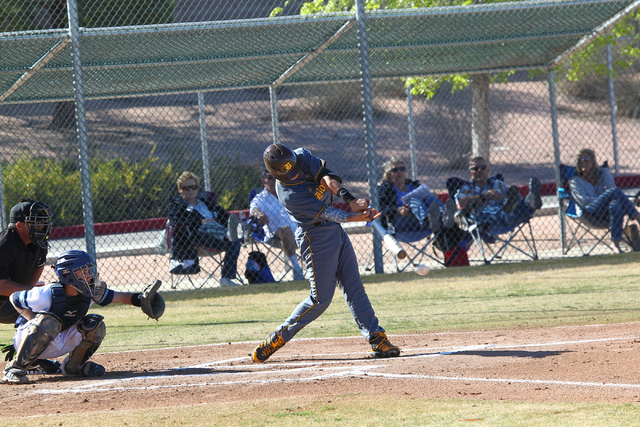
[[252, 143, 400, 362]]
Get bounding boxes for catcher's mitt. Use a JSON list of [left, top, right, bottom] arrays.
[[1, 343, 15, 362], [141, 280, 165, 320]]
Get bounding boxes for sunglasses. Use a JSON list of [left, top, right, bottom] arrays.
[[579, 157, 592, 163], [181, 185, 198, 191], [469, 165, 488, 172], [391, 166, 407, 173], [262, 175, 275, 181]]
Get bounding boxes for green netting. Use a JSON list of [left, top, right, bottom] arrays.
[[0, 0, 637, 102]]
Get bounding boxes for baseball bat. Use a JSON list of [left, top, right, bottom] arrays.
[[383, 233, 407, 259], [372, 220, 407, 260]]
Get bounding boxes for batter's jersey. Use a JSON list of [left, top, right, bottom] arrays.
[[275, 148, 338, 228]]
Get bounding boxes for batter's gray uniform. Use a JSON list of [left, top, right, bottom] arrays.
[[275, 148, 384, 342]]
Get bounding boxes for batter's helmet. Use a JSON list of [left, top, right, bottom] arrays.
[[10, 199, 52, 249], [263, 143, 302, 180], [54, 250, 99, 298]]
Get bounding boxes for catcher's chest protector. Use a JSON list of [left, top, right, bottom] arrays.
[[49, 284, 92, 331]]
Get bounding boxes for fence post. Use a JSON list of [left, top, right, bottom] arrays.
[[198, 92, 212, 192], [67, 0, 95, 259], [548, 70, 565, 253], [407, 85, 417, 181], [269, 86, 280, 145], [607, 42, 619, 174], [0, 162, 5, 230], [355, 0, 382, 274]]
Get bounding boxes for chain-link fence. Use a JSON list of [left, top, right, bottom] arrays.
[[1, 0, 639, 291]]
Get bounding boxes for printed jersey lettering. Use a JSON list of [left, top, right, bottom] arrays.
[[314, 185, 326, 201]]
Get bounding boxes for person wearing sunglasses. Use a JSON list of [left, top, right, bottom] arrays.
[[249, 170, 304, 281], [378, 157, 456, 234], [167, 171, 241, 286], [570, 148, 640, 254], [454, 156, 542, 229]]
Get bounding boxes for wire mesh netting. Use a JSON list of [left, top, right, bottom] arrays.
[[1, 0, 640, 291]]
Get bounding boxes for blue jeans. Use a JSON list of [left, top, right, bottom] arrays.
[[583, 188, 639, 241], [391, 195, 444, 233], [476, 197, 533, 233]]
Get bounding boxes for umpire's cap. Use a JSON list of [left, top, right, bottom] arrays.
[[263, 143, 302, 180]]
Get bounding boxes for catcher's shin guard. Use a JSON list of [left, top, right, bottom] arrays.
[[7, 312, 62, 371], [64, 314, 105, 375]]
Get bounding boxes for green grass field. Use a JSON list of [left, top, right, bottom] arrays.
[[3, 253, 640, 426]]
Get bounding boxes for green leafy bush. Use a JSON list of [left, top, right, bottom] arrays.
[[3, 151, 261, 227]]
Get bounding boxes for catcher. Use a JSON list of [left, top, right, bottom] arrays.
[[1, 250, 164, 384]]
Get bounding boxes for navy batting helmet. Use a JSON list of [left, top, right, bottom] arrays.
[[54, 250, 99, 298], [263, 143, 302, 181]]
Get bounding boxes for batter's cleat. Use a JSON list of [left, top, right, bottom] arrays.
[[368, 332, 400, 358], [76, 361, 105, 377], [1, 367, 30, 384], [252, 332, 285, 363]]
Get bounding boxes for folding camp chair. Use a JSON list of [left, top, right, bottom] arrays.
[[166, 192, 244, 289], [558, 164, 639, 256], [446, 174, 538, 265], [365, 214, 449, 273]]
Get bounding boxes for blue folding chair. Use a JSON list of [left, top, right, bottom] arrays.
[[365, 214, 449, 273], [558, 164, 639, 256], [446, 174, 538, 265]]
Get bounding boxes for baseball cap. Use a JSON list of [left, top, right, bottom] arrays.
[[10, 199, 49, 224]]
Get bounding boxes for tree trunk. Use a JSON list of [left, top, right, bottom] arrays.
[[47, 0, 77, 130], [471, 74, 490, 162]]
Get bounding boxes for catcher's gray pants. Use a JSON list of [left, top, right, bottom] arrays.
[[278, 222, 383, 342]]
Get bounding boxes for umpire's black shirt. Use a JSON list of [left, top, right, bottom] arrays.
[[0, 227, 47, 304]]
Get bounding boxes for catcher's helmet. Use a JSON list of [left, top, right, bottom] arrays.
[[263, 143, 302, 181], [54, 250, 99, 298], [10, 199, 52, 249]]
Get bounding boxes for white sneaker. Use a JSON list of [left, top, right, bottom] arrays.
[[227, 214, 239, 242], [219, 277, 240, 287]]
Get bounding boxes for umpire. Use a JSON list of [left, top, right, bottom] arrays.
[[0, 199, 52, 324]]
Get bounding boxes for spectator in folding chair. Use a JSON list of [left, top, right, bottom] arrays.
[[378, 157, 456, 235], [168, 171, 241, 287], [249, 170, 305, 281], [570, 148, 640, 254], [453, 156, 543, 239]]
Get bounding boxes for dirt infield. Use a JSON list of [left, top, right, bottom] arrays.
[[5, 322, 640, 416]]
